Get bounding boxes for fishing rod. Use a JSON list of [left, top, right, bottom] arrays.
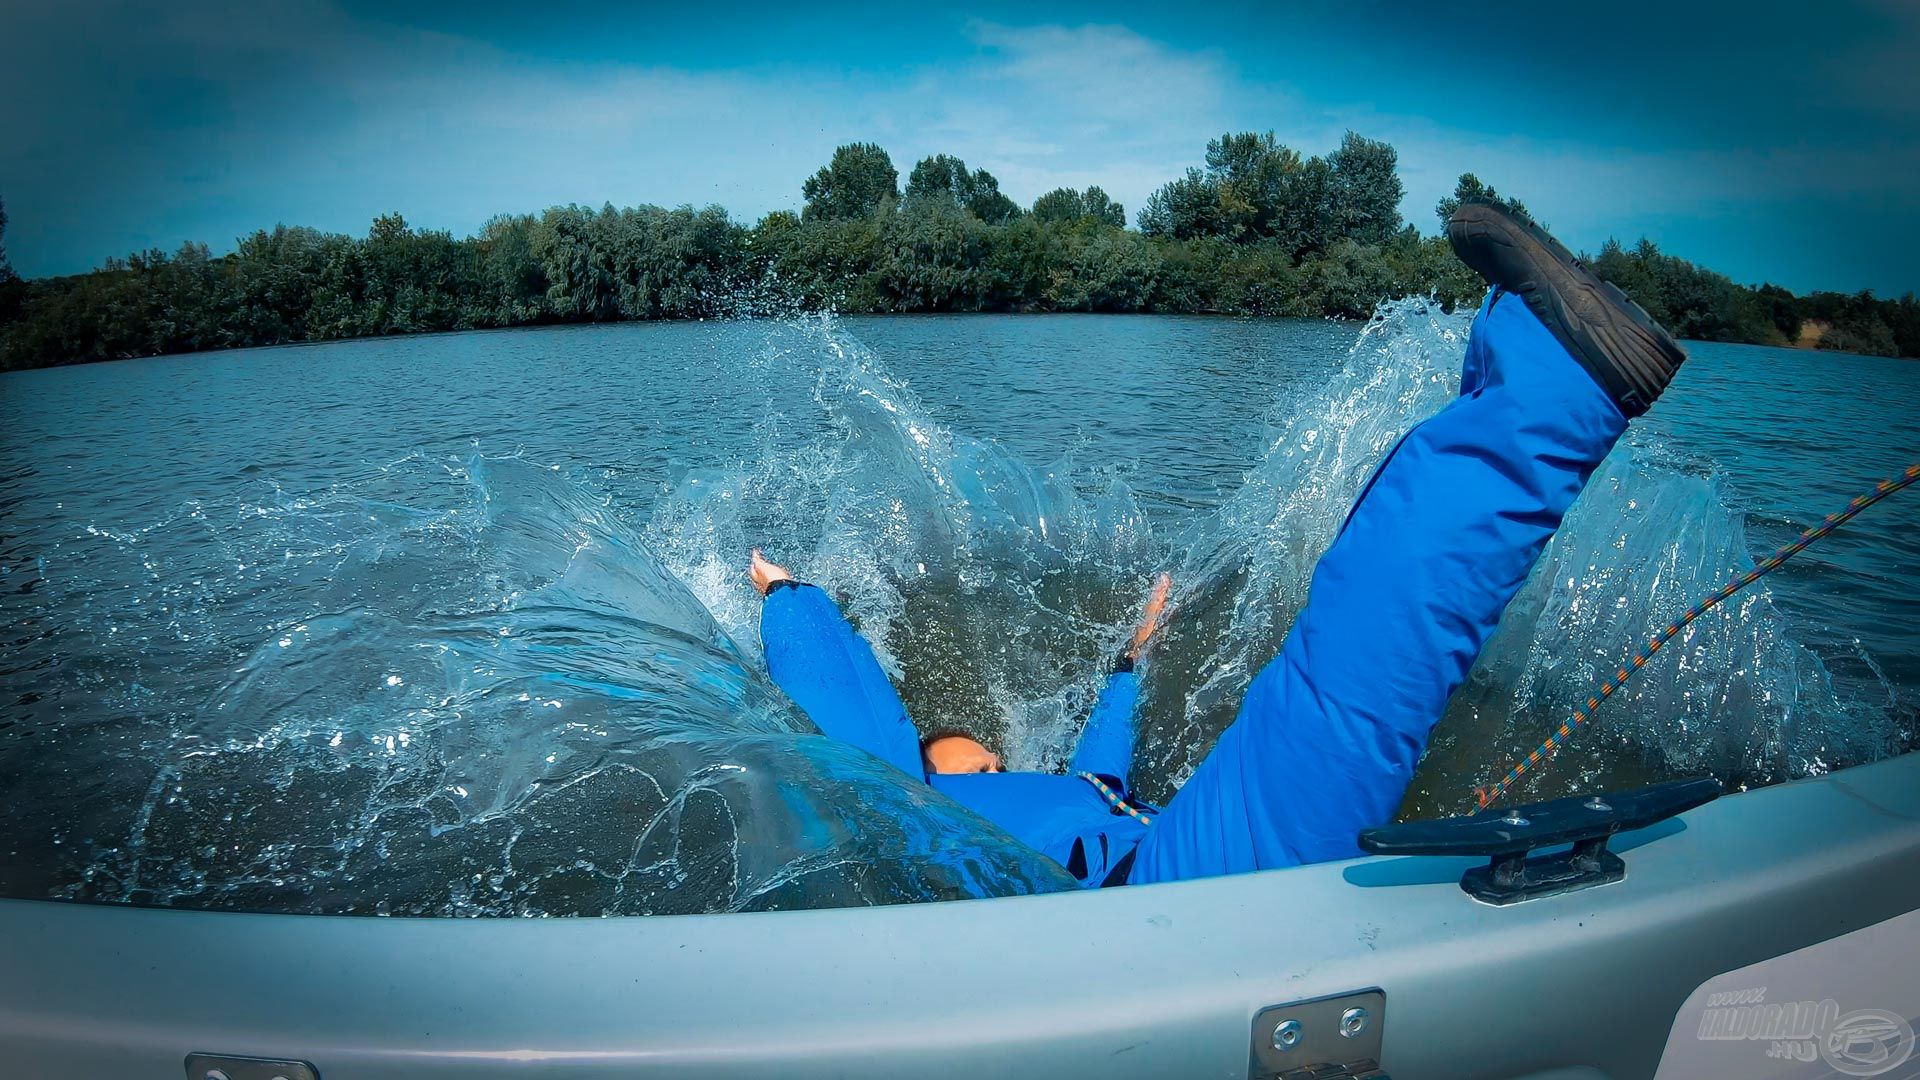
[[1477, 461, 1920, 810]]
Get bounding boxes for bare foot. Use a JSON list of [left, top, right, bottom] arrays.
[[1127, 572, 1173, 660], [749, 549, 794, 596]]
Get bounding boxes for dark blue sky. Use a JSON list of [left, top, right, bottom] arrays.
[[4, 0, 1915, 294]]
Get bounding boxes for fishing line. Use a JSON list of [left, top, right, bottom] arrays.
[[1477, 461, 1920, 810]]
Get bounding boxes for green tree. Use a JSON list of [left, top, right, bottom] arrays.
[[905, 154, 1020, 223], [751, 210, 801, 243], [1214, 242, 1304, 315], [1031, 187, 1085, 224], [474, 214, 548, 325], [1301, 239, 1394, 318], [1272, 155, 1338, 259], [1138, 168, 1220, 240], [1140, 131, 1394, 260], [1141, 131, 1307, 243], [1887, 293, 1920, 359], [802, 143, 899, 222], [759, 213, 886, 311], [230, 225, 324, 343], [905, 154, 967, 202], [962, 171, 1021, 225], [1081, 187, 1126, 229], [1328, 132, 1403, 246], [1205, 131, 1301, 240], [983, 215, 1064, 309], [604, 204, 746, 319], [0, 196, 22, 331], [303, 232, 371, 339], [1031, 186, 1125, 228], [1146, 236, 1229, 312], [876, 197, 993, 311], [354, 212, 476, 335], [1753, 282, 1802, 341], [0, 195, 14, 284], [1817, 289, 1898, 356], [1590, 238, 1665, 320], [531, 205, 618, 321], [7, 139, 1914, 370], [1382, 228, 1482, 311], [1050, 229, 1157, 311], [1435, 173, 1531, 227], [1591, 237, 1775, 345]]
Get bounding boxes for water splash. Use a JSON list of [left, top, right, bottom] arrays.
[[1131, 300, 1471, 797], [648, 314, 1159, 772], [1411, 439, 1899, 814], [1126, 299, 1899, 810], [650, 301, 1898, 818], [26, 301, 1908, 916], [64, 453, 1077, 915]]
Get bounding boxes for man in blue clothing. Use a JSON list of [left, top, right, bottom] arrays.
[[754, 553, 1170, 886], [750, 201, 1689, 889]]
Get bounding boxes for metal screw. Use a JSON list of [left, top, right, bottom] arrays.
[[1340, 1006, 1371, 1038], [1585, 797, 1612, 812], [1272, 1018, 1303, 1051], [1501, 811, 1529, 827]]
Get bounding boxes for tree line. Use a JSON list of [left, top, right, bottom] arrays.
[[0, 137, 1914, 371]]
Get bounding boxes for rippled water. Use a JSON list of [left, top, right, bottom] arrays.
[[2, 306, 1915, 915]]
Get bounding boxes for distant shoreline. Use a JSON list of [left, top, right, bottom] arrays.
[[4, 136, 1913, 371]]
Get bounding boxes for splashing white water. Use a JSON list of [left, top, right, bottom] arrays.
[[68, 451, 1078, 915], [646, 302, 1898, 822], [648, 313, 1158, 771], [47, 300, 1905, 915]]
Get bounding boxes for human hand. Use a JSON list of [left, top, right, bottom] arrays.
[[1127, 572, 1173, 660], [750, 549, 794, 596]]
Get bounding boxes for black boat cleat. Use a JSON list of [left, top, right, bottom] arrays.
[[1447, 198, 1688, 418]]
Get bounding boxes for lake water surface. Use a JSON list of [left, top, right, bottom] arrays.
[[3, 305, 1915, 915]]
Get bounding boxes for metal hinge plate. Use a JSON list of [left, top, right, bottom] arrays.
[[1250, 988, 1388, 1080]]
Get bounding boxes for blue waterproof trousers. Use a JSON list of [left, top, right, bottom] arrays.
[[761, 289, 1628, 886]]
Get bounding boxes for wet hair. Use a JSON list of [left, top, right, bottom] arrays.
[[919, 727, 992, 762], [917, 722, 983, 749]]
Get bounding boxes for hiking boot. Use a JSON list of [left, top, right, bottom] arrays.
[[1447, 198, 1687, 418]]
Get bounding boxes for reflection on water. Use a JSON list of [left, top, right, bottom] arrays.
[[1, 303, 1913, 915]]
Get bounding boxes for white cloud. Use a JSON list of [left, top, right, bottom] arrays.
[[4, 11, 1270, 265], [2, 2, 1910, 291], [817, 23, 1250, 218]]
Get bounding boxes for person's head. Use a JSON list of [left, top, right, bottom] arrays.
[[921, 729, 1003, 774]]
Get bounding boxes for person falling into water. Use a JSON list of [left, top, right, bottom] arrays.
[[748, 200, 1690, 888]]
